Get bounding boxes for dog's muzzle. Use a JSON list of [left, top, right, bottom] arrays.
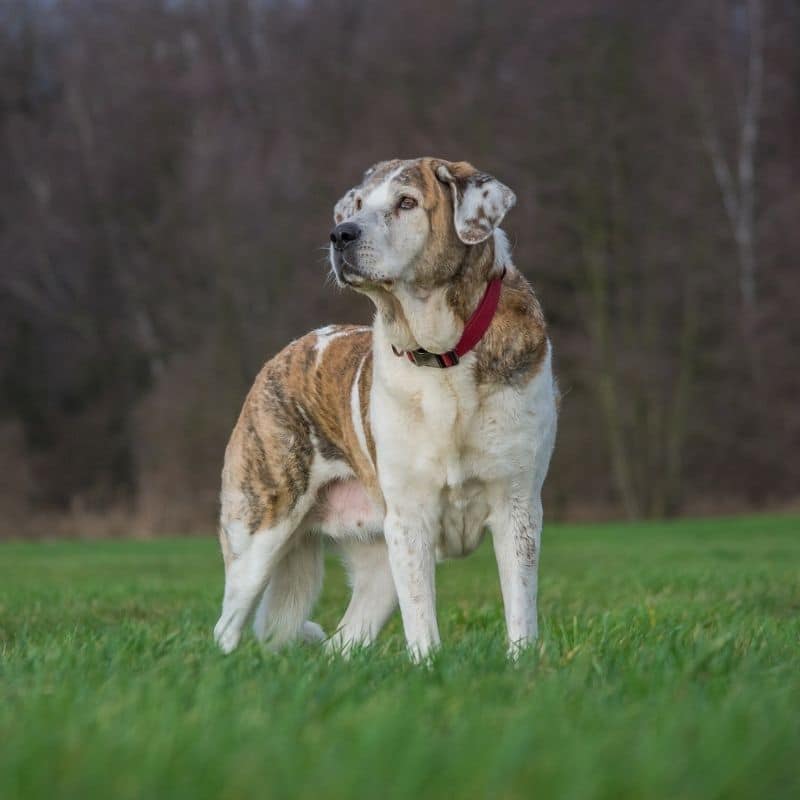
[[329, 222, 366, 284], [330, 222, 361, 251]]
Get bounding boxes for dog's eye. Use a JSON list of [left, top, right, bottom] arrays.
[[397, 196, 418, 210]]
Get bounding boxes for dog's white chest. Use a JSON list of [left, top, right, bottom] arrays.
[[372, 358, 535, 558]]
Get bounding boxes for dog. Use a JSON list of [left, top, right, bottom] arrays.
[[213, 157, 557, 661]]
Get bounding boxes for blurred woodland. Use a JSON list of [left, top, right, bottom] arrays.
[[1, 0, 798, 537]]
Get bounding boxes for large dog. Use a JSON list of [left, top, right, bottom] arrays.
[[214, 157, 558, 661]]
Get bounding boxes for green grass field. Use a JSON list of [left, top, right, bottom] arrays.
[[1, 515, 799, 800]]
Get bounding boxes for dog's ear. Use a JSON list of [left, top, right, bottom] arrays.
[[435, 161, 516, 245]]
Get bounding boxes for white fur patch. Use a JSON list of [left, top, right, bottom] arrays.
[[493, 228, 514, 274], [363, 165, 405, 210], [221, 516, 250, 559], [350, 352, 373, 468], [314, 325, 367, 365]]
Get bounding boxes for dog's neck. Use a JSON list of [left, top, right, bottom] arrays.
[[371, 230, 511, 354]]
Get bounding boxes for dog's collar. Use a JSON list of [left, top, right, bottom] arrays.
[[391, 267, 506, 368]]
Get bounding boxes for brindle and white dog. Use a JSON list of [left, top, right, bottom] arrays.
[[214, 157, 558, 661]]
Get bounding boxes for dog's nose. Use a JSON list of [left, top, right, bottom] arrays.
[[330, 222, 361, 250]]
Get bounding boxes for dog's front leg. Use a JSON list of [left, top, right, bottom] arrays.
[[489, 493, 542, 656], [384, 508, 440, 662]]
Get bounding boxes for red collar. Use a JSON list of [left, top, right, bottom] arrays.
[[391, 268, 506, 368]]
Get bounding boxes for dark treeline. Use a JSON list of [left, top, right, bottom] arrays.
[[1, 0, 798, 536]]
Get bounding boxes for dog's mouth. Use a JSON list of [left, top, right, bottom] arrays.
[[331, 253, 363, 286], [331, 251, 394, 290], [340, 264, 365, 287]]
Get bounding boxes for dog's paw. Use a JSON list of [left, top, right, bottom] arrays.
[[407, 641, 440, 667], [213, 618, 242, 654], [301, 621, 327, 643], [324, 633, 354, 658], [506, 635, 537, 661]]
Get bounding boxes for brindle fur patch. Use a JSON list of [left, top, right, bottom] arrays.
[[222, 326, 376, 534], [473, 270, 548, 386]]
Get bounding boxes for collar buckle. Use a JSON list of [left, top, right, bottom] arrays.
[[392, 345, 460, 368], [409, 349, 459, 368]]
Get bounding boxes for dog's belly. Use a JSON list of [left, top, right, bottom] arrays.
[[313, 475, 488, 559], [313, 478, 384, 539]]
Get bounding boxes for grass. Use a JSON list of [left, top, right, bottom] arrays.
[[1, 515, 799, 800]]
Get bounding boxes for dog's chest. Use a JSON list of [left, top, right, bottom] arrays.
[[373, 363, 530, 556], [378, 369, 504, 469]]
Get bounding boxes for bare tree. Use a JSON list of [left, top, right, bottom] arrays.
[[0, 0, 797, 534], [693, 0, 765, 377]]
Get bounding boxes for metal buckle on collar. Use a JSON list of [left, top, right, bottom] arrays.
[[391, 344, 460, 368], [408, 349, 460, 368]]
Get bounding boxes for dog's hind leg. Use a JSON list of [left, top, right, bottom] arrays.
[[252, 531, 326, 648], [326, 540, 398, 654], [214, 516, 298, 654]]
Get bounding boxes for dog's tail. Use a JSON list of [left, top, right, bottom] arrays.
[[252, 533, 326, 648]]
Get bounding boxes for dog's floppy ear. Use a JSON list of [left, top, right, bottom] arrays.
[[435, 161, 516, 245]]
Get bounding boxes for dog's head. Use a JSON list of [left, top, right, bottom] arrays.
[[329, 158, 516, 291]]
